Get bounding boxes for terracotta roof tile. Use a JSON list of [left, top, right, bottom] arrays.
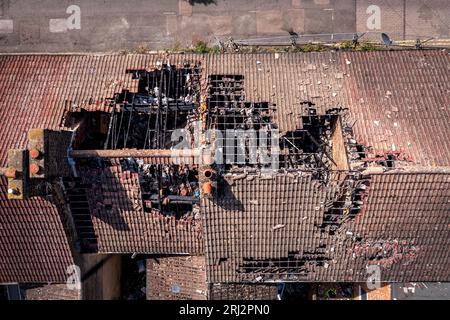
[[209, 283, 278, 300], [146, 256, 207, 300], [204, 172, 450, 282], [0, 176, 75, 283]]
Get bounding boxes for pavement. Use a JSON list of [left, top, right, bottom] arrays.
[[0, 0, 448, 52]]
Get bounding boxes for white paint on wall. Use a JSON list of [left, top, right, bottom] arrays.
[[0, 19, 13, 33]]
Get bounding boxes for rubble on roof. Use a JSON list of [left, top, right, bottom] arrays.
[[58, 63, 205, 254], [64, 157, 204, 254]]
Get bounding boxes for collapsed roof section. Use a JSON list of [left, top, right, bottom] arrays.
[[63, 63, 205, 254], [2, 62, 207, 256]]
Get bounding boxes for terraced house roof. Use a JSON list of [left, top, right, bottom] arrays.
[[0, 50, 449, 283]]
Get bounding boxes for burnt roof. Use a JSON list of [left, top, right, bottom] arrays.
[[75, 159, 203, 254], [0, 51, 449, 283], [0, 51, 448, 167]]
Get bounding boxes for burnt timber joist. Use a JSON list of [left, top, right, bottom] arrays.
[[69, 149, 200, 158]]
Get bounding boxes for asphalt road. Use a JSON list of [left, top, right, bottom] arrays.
[[0, 0, 448, 52]]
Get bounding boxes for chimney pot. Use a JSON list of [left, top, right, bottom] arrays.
[[7, 188, 19, 195], [203, 181, 212, 194], [30, 163, 41, 175], [5, 168, 17, 179], [204, 169, 214, 179], [29, 148, 41, 159]]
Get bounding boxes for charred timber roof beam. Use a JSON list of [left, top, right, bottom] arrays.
[[70, 149, 200, 158]]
